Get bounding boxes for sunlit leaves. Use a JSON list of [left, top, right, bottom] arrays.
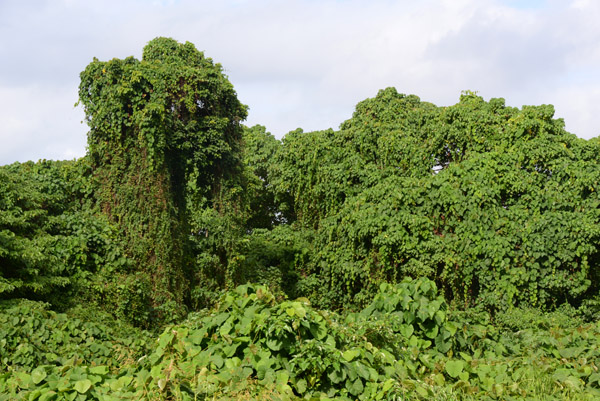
[[269, 87, 600, 312], [78, 38, 248, 324]]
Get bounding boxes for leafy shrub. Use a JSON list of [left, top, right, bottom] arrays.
[[5, 282, 600, 400], [0, 161, 78, 301], [348, 278, 456, 355], [141, 283, 402, 400], [0, 299, 151, 372], [495, 304, 583, 331]]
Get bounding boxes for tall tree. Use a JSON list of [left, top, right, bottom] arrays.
[[78, 37, 247, 322]]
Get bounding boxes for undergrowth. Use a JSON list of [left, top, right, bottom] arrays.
[[2, 278, 600, 400]]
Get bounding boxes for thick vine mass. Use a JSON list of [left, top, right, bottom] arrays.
[[77, 37, 248, 322], [5, 37, 600, 399]]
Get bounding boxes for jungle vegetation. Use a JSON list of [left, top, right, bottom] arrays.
[[3, 37, 600, 400]]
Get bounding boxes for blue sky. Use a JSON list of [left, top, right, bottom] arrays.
[[1, 0, 599, 165]]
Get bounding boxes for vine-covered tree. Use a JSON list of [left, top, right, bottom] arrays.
[[269, 89, 600, 312], [6, 37, 600, 324], [78, 37, 247, 322]]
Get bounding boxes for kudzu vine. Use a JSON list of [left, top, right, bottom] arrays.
[[78, 37, 247, 322]]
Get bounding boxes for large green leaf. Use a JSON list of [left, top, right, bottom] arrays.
[[445, 360, 465, 379], [31, 367, 47, 385], [73, 379, 92, 394]]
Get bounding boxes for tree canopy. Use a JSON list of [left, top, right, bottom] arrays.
[[77, 37, 247, 322], [3, 38, 600, 327], [264, 88, 600, 312], [6, 38, 600, 400]]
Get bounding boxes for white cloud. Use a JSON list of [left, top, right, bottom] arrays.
[[1, 0, 600, 164], [0, 83, 86, 164]]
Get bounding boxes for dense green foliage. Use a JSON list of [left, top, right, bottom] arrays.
[[0, 300, 151, 371], [0, 160, 128, 307], [4, 282, 600, 400], [0, 160, 76, 299], [267, 89, 600, 312], [4, 37, 600, 399], [78, 37, 247, 322]]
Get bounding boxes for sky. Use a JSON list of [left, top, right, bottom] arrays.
[[1, 0, 600, 165]]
